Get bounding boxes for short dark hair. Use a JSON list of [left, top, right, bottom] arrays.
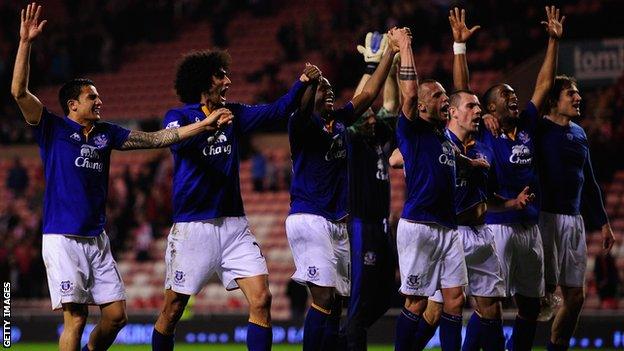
[[547, 75, 578, 111], [58, 78, 95, 115], [482, 84, 504, 112], [175, 49, 231, 104], [449, 89, 476, 108]]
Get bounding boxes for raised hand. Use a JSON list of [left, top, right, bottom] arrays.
[[388, 27, 412, 52], [300, 63, 322, 83], [541, 5, 565, 39], [449, 7, 480, 43], [20, 2, 47, 43], [203, 108, 234, 131], [513, 186, 536, 210], [357, 31, 388, 63]]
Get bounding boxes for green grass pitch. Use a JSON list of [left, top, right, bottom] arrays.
[[7, 344, 619, 351]]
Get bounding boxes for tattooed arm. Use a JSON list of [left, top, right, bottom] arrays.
[[119, 107, 233, 150], [394, 28, 418, 120]]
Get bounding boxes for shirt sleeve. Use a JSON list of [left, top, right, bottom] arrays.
[[162, 109, 204, 151], [396, 112, 418, 157], [521, 101, 540, 134], [580, 140, 609, 229], [236, 80, 305, 134], [30, 108, 58, 148], [107, 123, 131, 149]]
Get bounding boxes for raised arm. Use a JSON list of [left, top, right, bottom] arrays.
[[353, 32, 401, 116], [238, 64, 320, 133], [531, 6, 564, 110], [351, 29, 401, 117], [449, 7, 480, 91], [393, 28, 418, 120], [382, 55, 401, 114], [119, 108, 233, 150], [11, 3, 47, 125], [353, 32, 388, 96]]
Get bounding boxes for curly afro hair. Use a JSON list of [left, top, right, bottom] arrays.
[[174, 50, 231, 104]]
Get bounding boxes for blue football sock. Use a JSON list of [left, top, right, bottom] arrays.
[[321, 299, 342, 350], [303, 304, 331, 351], [461, 312, 481, 351], [413, 316, 438, 351], [479, 316, 505, 351], [151, 328, 174, 351], [547, 340, 569, 351], [512, 316, 537, 351], [247, 321, 272, 351], [440, 312, 462, 351], [395, 307, 421, 351]]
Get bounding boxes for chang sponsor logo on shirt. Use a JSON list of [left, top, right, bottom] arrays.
[[509, 144, 532, 165], [203, 132, 232, 156], [438, 141, 455, 167], [325, 135, 346, 161], [75, 145, 103, 172]]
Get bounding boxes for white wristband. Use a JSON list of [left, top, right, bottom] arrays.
[[453, 42, 466, 55]]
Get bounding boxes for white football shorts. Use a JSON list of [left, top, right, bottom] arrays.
[[397, 220, 468, 297], [429, 225, 505, 303], [539, 212, 587, 288], [285, 214, 350, 296], [165, 216, 268, 295], [490, 223, 545, 298], [42, 232, 126, 310]]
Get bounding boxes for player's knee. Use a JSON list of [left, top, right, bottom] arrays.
[[65, 313, 88, 332], [404, 296, 427, 315], [162, 300, 186, 325], [443, 293, 465, 315], [564, 288, 585, 311], [476, 299, 501, 319], [515, 294, 540, 320], [104, 311, 128, 331], [249, 289, 272, 312], [310, 287, 334, 310], [423, 303, 442, 325]]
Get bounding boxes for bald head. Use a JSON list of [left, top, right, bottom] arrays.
[[416, 79, 449, 123]]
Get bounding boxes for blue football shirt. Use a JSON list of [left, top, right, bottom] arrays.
[[537, 118, 607, 227], [445, 129, 495, 215], [478, 102, 540, 225], [32, 108, 130, 237], [397, 113, 457, 229], [288, 102, 355, 221], [164, 80, 304, 222]]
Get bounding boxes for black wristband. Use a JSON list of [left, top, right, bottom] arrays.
[[365, 63, 379, 75]]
